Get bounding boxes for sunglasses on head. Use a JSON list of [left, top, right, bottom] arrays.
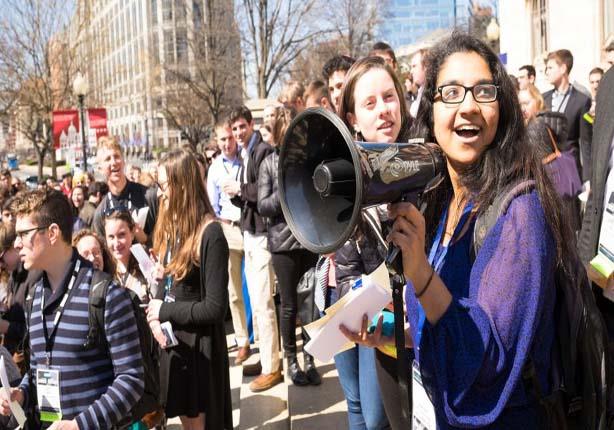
[[103, 205, 131, 218]]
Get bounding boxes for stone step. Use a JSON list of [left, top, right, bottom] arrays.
[[165, 329, 350, 429], [287, 348, 348, 430], [237, 349, 289, 429]]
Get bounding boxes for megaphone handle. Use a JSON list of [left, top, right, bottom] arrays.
[[385, 191, 424, 278]]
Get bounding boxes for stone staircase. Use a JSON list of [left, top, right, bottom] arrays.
[[167, 330, 349, 429]]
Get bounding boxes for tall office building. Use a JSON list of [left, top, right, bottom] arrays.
[[74, 0, 242, 149], [376, 0, 473, 49]]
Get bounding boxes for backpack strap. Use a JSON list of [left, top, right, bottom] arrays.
[[84, 270, 113, 350], [472, 180, 536, 260]]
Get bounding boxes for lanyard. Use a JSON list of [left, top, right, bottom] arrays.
[[107, 191, 133, 211], [41, 260, 82, 366], [222, 157, 241, 181], [163, 239, 174, 298], [414, 202, 474, 358], [554, 87, 571, 113]]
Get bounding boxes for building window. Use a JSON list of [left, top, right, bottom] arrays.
[[605, 0, 614, 42], [175, 0, 186, 22], [153, 33, 160, 65], [176, 29, 188, 63], [193, 0, 203, 29], [164, 30, 175, 63], [162, 0, 172, 22], [151, 0, 157, 25], [531, 0, 548, 59]]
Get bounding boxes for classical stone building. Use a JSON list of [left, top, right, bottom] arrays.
[[499, 0, 613, 90]]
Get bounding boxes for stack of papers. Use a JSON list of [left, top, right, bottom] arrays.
[[304, 263, 392, 362]]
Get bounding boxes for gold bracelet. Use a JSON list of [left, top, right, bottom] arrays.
[[415, 267, 435, 299]]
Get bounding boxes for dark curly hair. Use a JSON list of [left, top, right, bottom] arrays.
[[413, 32, 575, 267]]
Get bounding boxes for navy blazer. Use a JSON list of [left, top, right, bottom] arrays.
[[543, 86, 591, 153]]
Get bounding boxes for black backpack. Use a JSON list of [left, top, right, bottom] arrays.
[[473, 180, 612, 429], [84, 271, 161, 424], [23, 269, 161, 426]]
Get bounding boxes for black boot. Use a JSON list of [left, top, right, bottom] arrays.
[[304, 353, 321, 385], [287, 355, 309, 386]]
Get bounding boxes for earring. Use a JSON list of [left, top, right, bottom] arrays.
[[353, 126, 360, 140]]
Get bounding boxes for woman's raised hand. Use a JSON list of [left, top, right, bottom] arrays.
[[387, 202, 431, 285]]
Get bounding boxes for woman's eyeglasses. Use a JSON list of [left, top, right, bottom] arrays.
[[436, 84, 499, 104]]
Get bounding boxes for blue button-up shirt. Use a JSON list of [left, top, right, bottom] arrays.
[[206, 154, 242, 221]]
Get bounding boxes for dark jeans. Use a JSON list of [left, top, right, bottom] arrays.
[[326, 285, 390, 430], [271, 249, 317, 357]]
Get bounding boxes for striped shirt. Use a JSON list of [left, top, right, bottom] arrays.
[[20, 254, 144, 429]]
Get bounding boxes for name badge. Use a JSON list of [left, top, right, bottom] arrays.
[[412, 360, 437, 430], [36, 367, 62, 422], [164, 293, 176, 303]]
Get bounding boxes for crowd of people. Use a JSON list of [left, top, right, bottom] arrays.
[[0, 31, 610, 430]]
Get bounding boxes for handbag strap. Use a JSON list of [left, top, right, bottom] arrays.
[[543, 126, 561, 165]]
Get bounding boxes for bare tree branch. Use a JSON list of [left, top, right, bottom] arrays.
[[236, 0, 332, 98], [0, 0, 86, 178], [161, 0, 242, 151], [289, 0, 388, 85]]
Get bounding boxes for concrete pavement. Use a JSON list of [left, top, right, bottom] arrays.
[[167, 328, 349, 430]]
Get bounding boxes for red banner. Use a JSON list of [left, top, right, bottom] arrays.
[[87, 108, 108, 142], [52, 110, 79, 149]]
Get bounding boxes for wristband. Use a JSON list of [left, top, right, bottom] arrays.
[[415, 267, 435, 299]]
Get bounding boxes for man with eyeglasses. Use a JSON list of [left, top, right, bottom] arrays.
[[0, 223, 41, 359], [91, 136, 156, 245], [0, 189, 144, 429]]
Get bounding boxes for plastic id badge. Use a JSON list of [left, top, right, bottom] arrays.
[[412, 361, 436, 430], [36, 368, 62, 422]]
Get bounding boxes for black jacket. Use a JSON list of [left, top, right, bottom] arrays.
[[579, 112, 594, 183], [579, 68, 614, 265], [577, 68, 614, 426], [543, 86, 591, 154], [334, 211, 386, 298], [3, 265, 42, 354], [257, 151, 302, 252], [231, 131, 274, 235]]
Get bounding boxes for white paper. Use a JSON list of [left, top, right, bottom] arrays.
[[0, 357, 26, 428], [303, 267, 392, 362], [132, 207, 149, 230], [130, 244, 156, 288]]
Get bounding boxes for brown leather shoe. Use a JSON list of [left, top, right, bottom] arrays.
[[249, 370, 283, 392], [235, 345, 251, 365], [243, 360, 262, 376]]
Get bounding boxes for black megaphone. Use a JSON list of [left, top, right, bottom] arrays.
[[278, 107, 445, 255]]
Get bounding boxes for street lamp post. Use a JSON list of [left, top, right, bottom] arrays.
[[73, 72, 90, 173], [486, 17, 500, 52]]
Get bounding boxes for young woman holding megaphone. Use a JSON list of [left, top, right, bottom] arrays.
[[365, 33, 576, 429]]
